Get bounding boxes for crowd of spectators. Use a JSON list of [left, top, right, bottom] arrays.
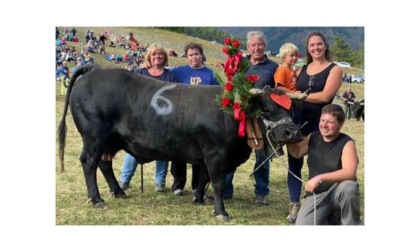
[[56, 27, 193, 83]]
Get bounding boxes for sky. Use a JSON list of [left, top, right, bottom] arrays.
[[1, 1, 419, 251]]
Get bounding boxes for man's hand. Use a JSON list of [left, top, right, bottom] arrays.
[[305, 175, 322, 193]]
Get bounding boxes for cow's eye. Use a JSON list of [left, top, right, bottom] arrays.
[[263, 111, 271, 117]]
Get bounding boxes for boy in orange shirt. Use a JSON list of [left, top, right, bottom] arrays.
[[274, 43, 307, 124], [274, 43, 301, 95]]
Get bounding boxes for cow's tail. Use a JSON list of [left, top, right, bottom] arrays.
[[58, 64, 98, 172]]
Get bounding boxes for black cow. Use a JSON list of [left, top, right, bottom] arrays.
[[352, 99, 365, 121], [58, 65, 303, 221]]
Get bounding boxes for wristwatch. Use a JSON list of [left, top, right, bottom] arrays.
[[317, 176, 322, 184]]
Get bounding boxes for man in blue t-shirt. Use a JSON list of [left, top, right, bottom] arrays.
[[225, 31, 278, 205], [59, 61, 70, 87], [170, 42, 219, 196]]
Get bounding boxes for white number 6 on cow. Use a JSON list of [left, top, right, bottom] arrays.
[[150, 84, 176, 115]]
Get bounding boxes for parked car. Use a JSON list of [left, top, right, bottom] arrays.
[[334, 61, 351, 68], [352, 75, 364, 83]]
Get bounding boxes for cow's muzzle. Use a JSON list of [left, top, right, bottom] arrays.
[[263, 118, 304, 143]]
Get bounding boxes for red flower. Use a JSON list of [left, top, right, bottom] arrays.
[[227, 75, 233, 82], [247, 75, 260, 83], [222, 46, 229, 55], [232, 40, 240, 48], [221, 98, 231, 107], [233, 102, 241, 109], [225, 82, 234, 91], [224, 65, 235, 77], [224, 37, 231, 45]]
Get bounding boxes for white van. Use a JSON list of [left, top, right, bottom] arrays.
[[334, 61, 351, 68]]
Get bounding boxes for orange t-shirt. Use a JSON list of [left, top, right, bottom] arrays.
[[273, 66, 297, 91]]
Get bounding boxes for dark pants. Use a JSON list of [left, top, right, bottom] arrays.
[[225, 148, 270, 197], [345, 104, 353, 119], [295, 181, 362, 225], [287, 118, 319, 203], [170, 162, 200, 192]]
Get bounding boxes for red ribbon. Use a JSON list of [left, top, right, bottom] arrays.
[[238, 111, 246, 137], [234, 106, 241, 120], [233, 107, 246, 137], [224, 54, 242, 76]]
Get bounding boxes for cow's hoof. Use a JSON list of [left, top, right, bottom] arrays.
[[215, 214, 230, 222], [212, 210, 230, 222], [192, 197, 205, 204], [93, 201, 106, 209], [111, 190, 127, 199], [114, 193, 127, 199]]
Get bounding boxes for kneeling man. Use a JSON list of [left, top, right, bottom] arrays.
[[286, 104, 362, 225]]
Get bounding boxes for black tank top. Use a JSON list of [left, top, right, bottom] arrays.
[[307, 131, 354, 194], [296, 63, 336, 121]]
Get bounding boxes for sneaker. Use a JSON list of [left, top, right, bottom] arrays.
[[155, 184, 166, 193], [286, 202, 300, 223], [173, 189, 184, 196], [120, 181, 129, 190], [255, 195, 269, 206]]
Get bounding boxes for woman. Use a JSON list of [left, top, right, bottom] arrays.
[[286, 32, 343, 223], [120, 43, 178, 193]]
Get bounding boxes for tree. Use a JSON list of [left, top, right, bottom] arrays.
[[351, 42, 364, 68], [330, 36, 353, 63], [330, 36, 364, 68]]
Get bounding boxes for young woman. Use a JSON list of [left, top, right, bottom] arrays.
[[286, 32, 343, 223]]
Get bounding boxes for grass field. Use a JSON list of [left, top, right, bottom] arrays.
[[55, 27, 364, 225]]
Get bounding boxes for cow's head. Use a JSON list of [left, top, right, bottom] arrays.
[[249, 87, 304, 144]]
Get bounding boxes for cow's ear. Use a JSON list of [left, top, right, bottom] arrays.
[[270, 93, 291, 110]]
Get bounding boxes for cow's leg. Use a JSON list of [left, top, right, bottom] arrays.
[[80, 146, 105, 208], [192, 164, 209, 204], [207, 163, 229, 222], [98, 159, 127, 199]]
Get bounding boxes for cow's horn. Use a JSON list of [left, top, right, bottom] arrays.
[[249, 88, 264, 96]]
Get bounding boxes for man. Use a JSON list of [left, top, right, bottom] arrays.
[[286, 104, 362, 225], [59, 61, 70, 87], [341, 87, 356, 119], [225, 31, 279, 205], [170, 42, 219, 196]]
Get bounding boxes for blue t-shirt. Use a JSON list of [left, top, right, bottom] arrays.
[[245, 56, 278, 89], [72, 66, 79, 76], [60, 66, 70, 77], [170, 65, 219, 85], [134, 68, 178, 82]]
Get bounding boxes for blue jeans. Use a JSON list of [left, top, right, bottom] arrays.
[[225, 148, 270, 197], [253, 148, 270, 196], [120, 154, 168, 185], [155, 160, 168, 185], [287, 118, 319, 203], [120, 154, 137, 184], [224, 172, 234, 197]]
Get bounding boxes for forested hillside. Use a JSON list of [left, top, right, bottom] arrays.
[[220, 27, 364, 52]]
